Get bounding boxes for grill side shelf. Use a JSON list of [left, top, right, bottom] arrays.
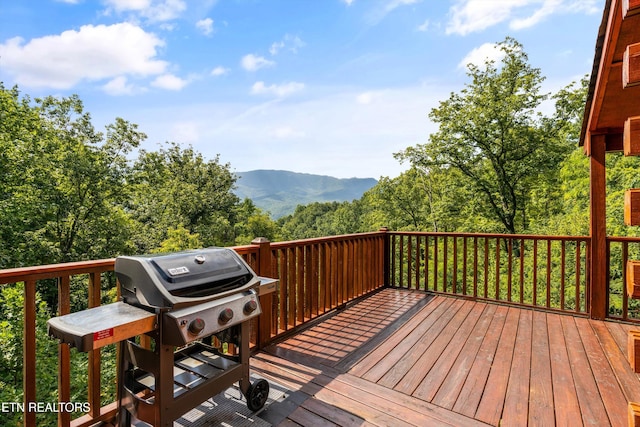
[[47, 302, 157, 352]]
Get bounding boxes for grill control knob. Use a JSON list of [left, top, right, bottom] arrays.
[[188, 318, 205, 335], [219, 308, 234, 324], [244, 300, 258, 314]]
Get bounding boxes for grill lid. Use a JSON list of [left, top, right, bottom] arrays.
[[115, 248, 259, 310]]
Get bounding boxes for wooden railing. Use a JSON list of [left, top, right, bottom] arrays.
[[0, 231, 386, 427], [4, 229, 640, 426], [606, 236, 640, 322], [387, 232, 592, 315]]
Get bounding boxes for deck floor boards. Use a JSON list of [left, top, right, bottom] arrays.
[[251, 288, 640, 426]]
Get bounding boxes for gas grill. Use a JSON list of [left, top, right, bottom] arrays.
[[47, 247, 273, 426]]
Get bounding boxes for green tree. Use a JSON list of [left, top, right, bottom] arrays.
[[128, 143, 239, 251], [399, 38, 576, 234]]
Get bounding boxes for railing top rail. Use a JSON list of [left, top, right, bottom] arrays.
[[268, 231, 388, 249], [605, 236, 640, 242], [389, 231, 590, 241], [0, 258, 116, 285]]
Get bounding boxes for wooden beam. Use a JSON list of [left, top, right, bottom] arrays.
[[625, 189, 640, 225], [589, 134, 607, 319], [631, 402, 640, 426], [625, 116, 640, 154], [628, 260, 640, 297], [629, 330, 640, 372], [623, 43, 640, 88], [623, 0, 640, 18]]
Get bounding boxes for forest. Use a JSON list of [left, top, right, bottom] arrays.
[[2, 38, 640, 425]]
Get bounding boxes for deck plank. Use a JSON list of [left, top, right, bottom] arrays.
[[373, 298, 465, 387], [452, 304, 508, 419], [431, 303, 497, 410], [575, 317, 627, 427], [411, 301, 485, 401], [561, 315, 611, 426], [547, 313, 583, 426], [389, 299, 475, 394], [474, 307, 520, 425], [528, 310, 555, 426], [250, 290, 640, 427], [348, 296, 448, 378], [500, 308, 532, 426], [590, 320, 640, 402]]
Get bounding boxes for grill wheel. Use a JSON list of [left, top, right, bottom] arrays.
[[246, 379, 270, 411]]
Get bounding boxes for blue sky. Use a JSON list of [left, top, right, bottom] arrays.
[[0, 0, 602, 178]]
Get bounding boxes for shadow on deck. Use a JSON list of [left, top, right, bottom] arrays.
[[249, 288, 640, 427]]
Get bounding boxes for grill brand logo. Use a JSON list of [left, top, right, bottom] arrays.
[[168, 266, 190, 276]]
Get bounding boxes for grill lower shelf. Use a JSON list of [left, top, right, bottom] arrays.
[[125, 343, 240, 400]]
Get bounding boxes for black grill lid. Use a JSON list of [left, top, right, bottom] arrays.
[[115, 248, 259, 310]]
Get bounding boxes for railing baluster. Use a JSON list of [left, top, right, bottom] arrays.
[[546, 240, 552, 308], [533, 239, 538, 306], [433, 235, 438, 292], [507, 239, 513, 302], [463, 237, 468, 296], [58, 276, 71, 427], [576, 242, 581, 313], [484, 238, 489, 298], [453, 236, 458, 294], [520, 239, 525, 304], [495, 238, 500, 301], [561, 241, 566, 311], [415, 235, 421, 290], [88, 272, 102, 419], [23, 279, 37, 427], [473, 237, 478, 298], [443, 236, 448, 293], [623, 241, 629, 321]]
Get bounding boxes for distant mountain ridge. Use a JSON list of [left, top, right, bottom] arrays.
[[234, 170, 377, 218]]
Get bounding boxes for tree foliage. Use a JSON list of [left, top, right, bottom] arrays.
[[398, 38, 579, 234]]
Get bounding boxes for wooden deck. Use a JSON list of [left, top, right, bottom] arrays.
[[250, 288, 640, 426]]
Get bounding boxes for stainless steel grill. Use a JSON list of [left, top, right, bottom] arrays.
[[48, 247, 274, 426]]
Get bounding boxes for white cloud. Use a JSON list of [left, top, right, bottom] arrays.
[[458, 42, 506, 70], [342, 0, 355, 5], [270, 34, 306, 55], [241, 54, 275, 71], [356, 91, 377, 104], [151, 73, 188, 90], [196, 18, 214, 35], [211, 66, 229, 76], [251, 81, 305, 97], [103, 0, 186, 22], [102, 76, 136, 95], [0, 23, 167, 89], [103, 0, 151, 11], [446, 0, 599, 35], [417, 19, 429, 31]]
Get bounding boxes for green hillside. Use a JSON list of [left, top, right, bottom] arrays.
[[234, 170, 377, 218]]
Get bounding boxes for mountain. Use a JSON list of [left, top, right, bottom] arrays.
[[234, 170, 378, 218]]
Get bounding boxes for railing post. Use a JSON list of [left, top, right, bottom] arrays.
[[251, 237, 273, 349], [380, 227, 390, 287], [590, 134, 607, 319]]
